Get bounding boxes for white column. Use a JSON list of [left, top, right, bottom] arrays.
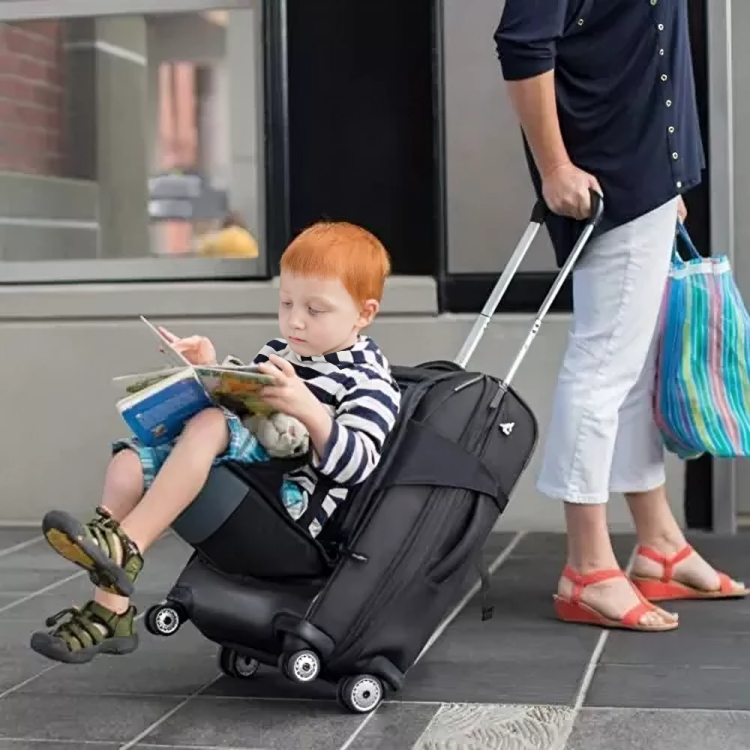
[[226, 1, 265, 252], [707, 0, 737, 533]]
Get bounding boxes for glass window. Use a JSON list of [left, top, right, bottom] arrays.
[[0, 5, 265, 281], [442, 0, 558, 274]]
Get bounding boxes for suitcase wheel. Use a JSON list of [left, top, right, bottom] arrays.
[[144, 602, 185, 637], [336, 674, 384, 714], [218, 646, 260, 679], [279, 649, 321, 684]]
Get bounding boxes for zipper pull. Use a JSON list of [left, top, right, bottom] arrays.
[[339, 543, 369, 563]]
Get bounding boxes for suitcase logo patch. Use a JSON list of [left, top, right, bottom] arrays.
[[499, 422, 515, 436]]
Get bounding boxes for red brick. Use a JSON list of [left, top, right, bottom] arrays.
[[0, 20, 68, 177]]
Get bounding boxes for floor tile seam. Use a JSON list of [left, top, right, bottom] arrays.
[[579, 705, 750, 715], [0, 689, 578, 709], [0, 740, 266, 750], [0, 536, 44, 559], [117, 673, 224, 750], [0, 570, 87, 618], [0, 740, 119, 747], [596, 662, 750, 670], [408, 702, 448, 750]]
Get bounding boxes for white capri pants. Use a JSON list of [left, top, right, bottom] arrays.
[[537, 197, 679, 504]]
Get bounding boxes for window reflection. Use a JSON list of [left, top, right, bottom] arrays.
[[0, 9, 262, 266]]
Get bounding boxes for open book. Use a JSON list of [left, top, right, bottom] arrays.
[[114, 316, 275, 447]]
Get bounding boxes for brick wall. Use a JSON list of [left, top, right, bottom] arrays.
[[0, 21, 68, 176]]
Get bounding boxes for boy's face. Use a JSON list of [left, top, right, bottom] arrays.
[[278, 271, 378, 356]]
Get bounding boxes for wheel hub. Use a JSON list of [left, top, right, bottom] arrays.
[[351, 678, 381, 711], [155, 608, 179, 634], [292, 652, 319, 682]]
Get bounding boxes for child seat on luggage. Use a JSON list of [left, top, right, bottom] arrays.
[[144, 196, 603, 714]]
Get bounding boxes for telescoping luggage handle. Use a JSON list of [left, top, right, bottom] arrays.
[[454, 190, 604, 383]]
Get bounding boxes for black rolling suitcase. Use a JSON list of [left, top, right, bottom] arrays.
[[271, 193, 604, 710], [147, 195, 603, 714]]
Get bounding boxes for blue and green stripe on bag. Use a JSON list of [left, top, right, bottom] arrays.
[[654, 223, 750, 459]]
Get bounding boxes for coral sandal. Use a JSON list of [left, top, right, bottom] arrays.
[[554, 566, 678, 632], [630, 544, 748, 601]]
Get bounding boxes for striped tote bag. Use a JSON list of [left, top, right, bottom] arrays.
[[653, 223, 750, 459]]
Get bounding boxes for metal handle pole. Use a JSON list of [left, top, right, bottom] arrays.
[[502, 217, 597, 387], [455, 190, 604, 378], [454, 220, 543, 370]]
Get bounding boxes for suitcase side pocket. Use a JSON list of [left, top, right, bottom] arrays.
[[426, 499, 485, 585]]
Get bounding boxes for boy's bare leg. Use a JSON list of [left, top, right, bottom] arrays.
[[94, 449, 145, 615], [119, 408, 230, 553], [41, 408, 230, 597], [30, 449, 147, 662], [31, 409, 231, 663]]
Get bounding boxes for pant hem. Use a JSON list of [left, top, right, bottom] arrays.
[[609, 475, 667, 495], [536, 481, 609, 505]]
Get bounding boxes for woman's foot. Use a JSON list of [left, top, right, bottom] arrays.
[[557, 567, 678, 629], [42, 508, 143, 597], [631, 541, 746, 600], [30, 600, 138, 664]]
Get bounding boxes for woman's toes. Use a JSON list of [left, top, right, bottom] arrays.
[[641, 606, 677, 627], [653, 604, 678, 621]]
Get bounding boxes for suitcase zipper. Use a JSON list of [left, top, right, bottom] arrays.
[[300, 374, 440, 623], [328, 375, 498, 664], [326, 371, 454, 549]]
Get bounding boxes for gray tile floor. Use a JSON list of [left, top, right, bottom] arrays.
[[1, 527, 749, 749]]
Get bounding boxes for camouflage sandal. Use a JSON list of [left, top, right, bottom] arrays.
[[29, 600, 138, 664], [42, 508, 143, 596]]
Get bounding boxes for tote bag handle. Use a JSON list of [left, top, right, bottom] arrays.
[[673, 222, 702, 262]]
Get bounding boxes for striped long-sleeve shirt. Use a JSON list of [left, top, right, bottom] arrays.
[[253, 336, 401, 536]]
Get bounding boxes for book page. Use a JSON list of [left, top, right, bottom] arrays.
[[113, 367, 186, 396], [140, 315, 193, 369], [195, 367, 276, 417]]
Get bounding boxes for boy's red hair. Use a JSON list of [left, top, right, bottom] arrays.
[[280, 221, 391, 304]]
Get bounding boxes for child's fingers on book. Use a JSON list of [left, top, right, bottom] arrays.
[[258, 385, 284, 402], [257, 360, 283, 379], [269, 354, 296, 376]]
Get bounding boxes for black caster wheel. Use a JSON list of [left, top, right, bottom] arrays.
[[280, 649, 321, 684], [144, 603, 184, 637], [218, 647, 260, 679], [336, 674, 384, 714]]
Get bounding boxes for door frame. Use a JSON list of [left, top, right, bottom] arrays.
[[705, 0, 736, 533]]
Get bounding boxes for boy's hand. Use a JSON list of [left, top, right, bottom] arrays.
[[258, 355, 334, 457], [258, 355, 325, 422], [157, 327, 218, 366]]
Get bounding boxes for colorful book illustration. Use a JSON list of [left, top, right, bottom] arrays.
[[114, 316, 275, 446]]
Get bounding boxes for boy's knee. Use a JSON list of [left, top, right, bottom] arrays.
[[181, 407, 229, 447], [107, 449, 144, 491]]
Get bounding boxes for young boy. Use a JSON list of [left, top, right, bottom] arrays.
[[31, 221, 401, 664]]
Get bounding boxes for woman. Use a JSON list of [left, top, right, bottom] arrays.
[[495, 0, 746, 631]]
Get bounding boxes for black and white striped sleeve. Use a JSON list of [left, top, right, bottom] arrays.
[[312, 374, 401, 486], [252, 338, 288, 365]]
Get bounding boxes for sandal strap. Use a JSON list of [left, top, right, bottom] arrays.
[[717, 571, 736, 594], [88, 516, 142, 572], [49, 602, 113, 651], [561, 566, 626, 605], [89, 521, 121, 563], [636, 544, 694, 582], [620, 600, 658, 628]]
